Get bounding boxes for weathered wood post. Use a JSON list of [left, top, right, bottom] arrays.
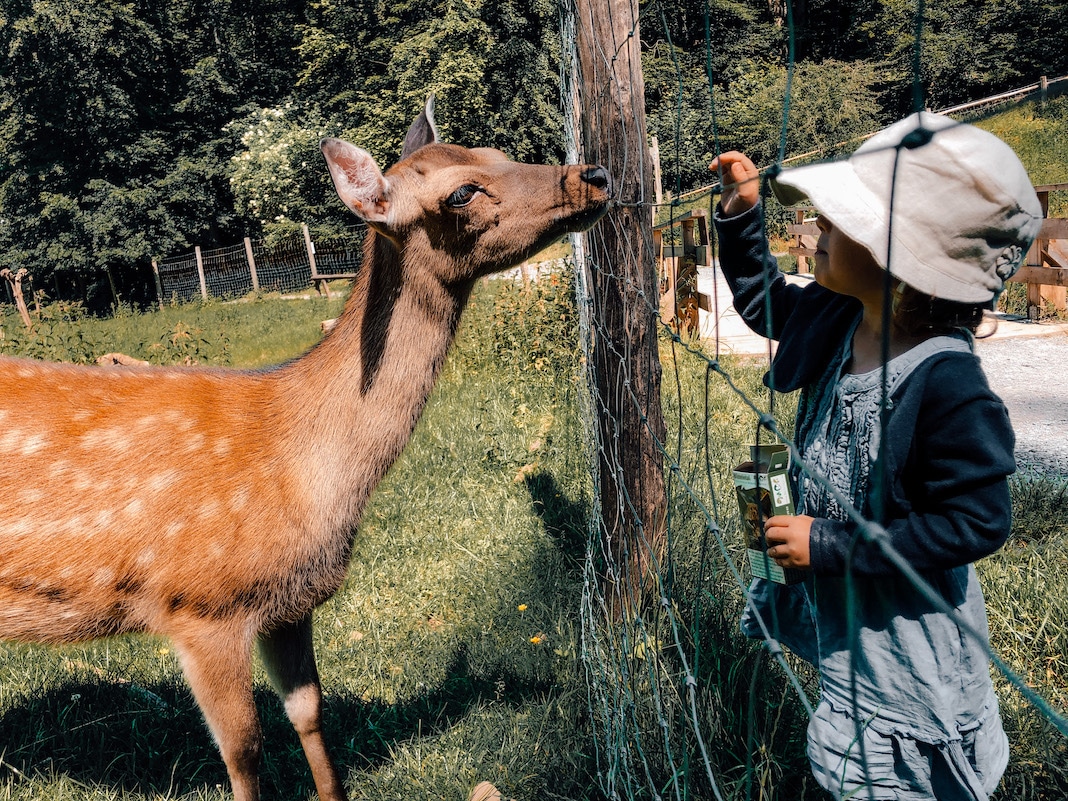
[[151, 259, 165, 311], [304, 224, 329, 298], [572, 0, 668, 609], [194, 246, 208, 301], [1, 269, 34, 331], [244, 237, 260, 294]]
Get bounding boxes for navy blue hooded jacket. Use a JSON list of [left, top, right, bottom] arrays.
[[714, 203, 1016, 576]]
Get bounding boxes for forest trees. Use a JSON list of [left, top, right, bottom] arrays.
[[641, 0, 1068, 194], [0, 0, 307, 307], [0, 0, 1065, 309]]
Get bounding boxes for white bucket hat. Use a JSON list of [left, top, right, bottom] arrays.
[[771, 112, 1043, 304]]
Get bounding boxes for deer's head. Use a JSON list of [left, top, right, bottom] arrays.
[[322, 97, 612, 284]]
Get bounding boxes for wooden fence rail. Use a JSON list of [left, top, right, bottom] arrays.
[[655, 208, 710, 337]]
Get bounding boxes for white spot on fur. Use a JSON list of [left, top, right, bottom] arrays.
[[20, 433, 46, 456], [147, 471, 179, 493], [213, 438, 232, 457], [185, 433, 206, 452], [136, 415, 159, 432], [0, 430, 23, 454], [164, 411, 194, 432], [199, 498, 222, 520], [124, 499, 144, 518], [79, 427, 131, 453], [1, 518, 33, 538], [71, 470, 96, 493], [231, 487, 251, 511]]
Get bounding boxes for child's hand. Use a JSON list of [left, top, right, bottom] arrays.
[[764, 515, 813, 570], [709, 151, 761, 217]]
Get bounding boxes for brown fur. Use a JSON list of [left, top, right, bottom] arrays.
[[0, 101, 611, 801]]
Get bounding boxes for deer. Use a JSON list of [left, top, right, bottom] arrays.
[[0, 98, 611, 801]]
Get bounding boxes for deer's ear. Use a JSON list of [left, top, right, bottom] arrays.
[[400, 94, 439, 159], [321, 138, 391, 224]]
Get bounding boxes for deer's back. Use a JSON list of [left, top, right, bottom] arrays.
[[0, 357, 347, 644]]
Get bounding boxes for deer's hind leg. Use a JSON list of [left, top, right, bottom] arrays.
[[258, 613, 347, 801], [172, 621, 263, 801]]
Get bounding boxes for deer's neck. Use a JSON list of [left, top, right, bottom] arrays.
[[279, 232, 472, 531]]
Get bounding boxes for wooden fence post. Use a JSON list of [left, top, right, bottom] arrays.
[[303, 224, 329, 298], [244, 237, 260, 294], [1, 269, 34, 331], [194, 246, 208, 301], [151, 259, 164, 311], [574, 0, 668, 609]]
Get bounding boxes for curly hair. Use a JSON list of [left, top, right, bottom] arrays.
[[890, 281, 996, 339]]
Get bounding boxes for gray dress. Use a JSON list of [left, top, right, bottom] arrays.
[[743, 330, 1009, 800]]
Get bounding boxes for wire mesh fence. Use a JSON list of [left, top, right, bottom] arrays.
[[564, 0, 1068, 798], [154, 224, 366, 304]]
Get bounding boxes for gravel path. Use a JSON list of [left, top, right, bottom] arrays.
[[976, 325, 1068, 480]]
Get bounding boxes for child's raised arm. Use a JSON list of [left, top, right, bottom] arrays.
[[710, 151, 761, 216]]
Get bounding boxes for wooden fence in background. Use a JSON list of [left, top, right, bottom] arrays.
[[151, 223, 366, 308]]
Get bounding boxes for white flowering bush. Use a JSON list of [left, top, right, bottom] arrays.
[[229, 105, 331, 233]]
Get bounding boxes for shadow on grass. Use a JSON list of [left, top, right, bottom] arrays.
[[0, 643, 553, 798], [523, 471, 588, 557]]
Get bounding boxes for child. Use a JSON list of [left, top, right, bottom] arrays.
[[711, 113, 1043, 799]]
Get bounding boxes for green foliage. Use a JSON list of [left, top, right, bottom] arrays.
[[979, 475, 1068, 798], [296, 0, 564, 167], [144, 320, 231, 365], [0, 294, 343, 368], [644, 45, 721, 192], [0, 0, 304, 309], [910, 0, 1068, 112], [455, 267, 582, 382], [976, 96, 1068, 194], [714, 58, 886, 168], [2, 0, 1066, 311], [0, 302, 106, 364], [791, 0, 1068, 115], [644, 46, 886, 192]]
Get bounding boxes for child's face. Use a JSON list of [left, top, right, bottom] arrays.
[[813, 215, 885, 302]]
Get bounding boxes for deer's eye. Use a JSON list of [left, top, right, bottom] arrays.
[[445, 184, 481, 208]]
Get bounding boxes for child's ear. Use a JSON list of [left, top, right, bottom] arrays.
[[321, 138, 391, 224]]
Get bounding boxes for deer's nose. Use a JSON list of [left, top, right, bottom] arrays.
[[581, 166, 611, 193]]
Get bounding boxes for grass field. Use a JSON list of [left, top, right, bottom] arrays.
[[0, 278, 605, 801], [2, 271, 1067, 799]]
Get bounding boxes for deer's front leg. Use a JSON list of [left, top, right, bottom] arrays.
[[173, 623, 262, 801], [258, 614, 347, 801]]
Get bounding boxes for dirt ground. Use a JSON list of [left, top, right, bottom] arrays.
[[977, 318, 1068, 479]]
